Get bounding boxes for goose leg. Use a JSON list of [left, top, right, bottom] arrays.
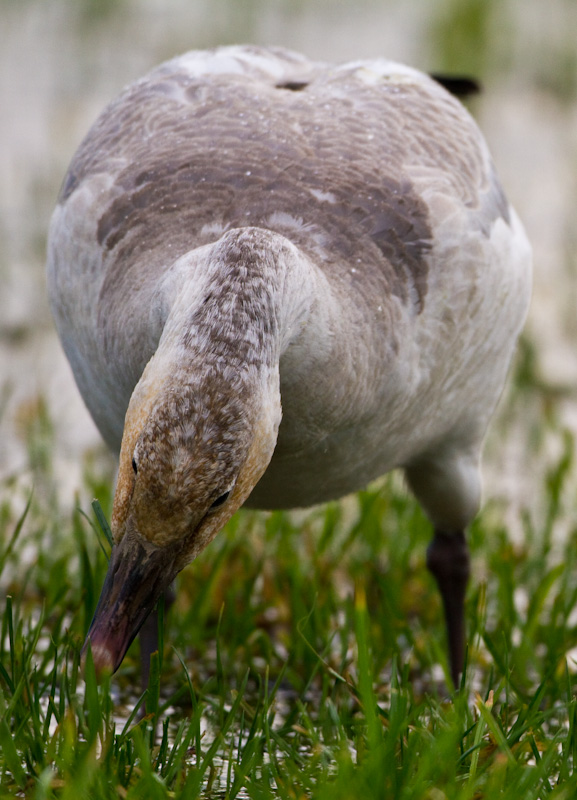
[[426, 530, 470, 688]]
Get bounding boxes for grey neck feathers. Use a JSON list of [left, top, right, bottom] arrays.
[[166, 227, 318, 378]]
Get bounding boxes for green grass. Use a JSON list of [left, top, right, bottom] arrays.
[[2, 401, 577, 798]]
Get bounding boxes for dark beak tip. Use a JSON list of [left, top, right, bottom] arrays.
[[82, 634, 118, 677], [82, 533, 176, 677]]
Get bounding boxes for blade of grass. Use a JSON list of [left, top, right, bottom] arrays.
[[354, 583, 382, 751], [145, 650, 161, 724], [0, 494, 32, 579], [91, 499, 113, 549], [0, 715, 28, 789]]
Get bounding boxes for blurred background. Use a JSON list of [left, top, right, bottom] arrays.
[[1, 0, 576, 535]]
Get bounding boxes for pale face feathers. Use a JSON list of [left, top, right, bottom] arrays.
[[112, 348, 282, 561]]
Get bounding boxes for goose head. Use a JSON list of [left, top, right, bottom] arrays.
[[84, 341, 282, 673]]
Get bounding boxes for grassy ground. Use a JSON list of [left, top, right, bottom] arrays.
[[2, 360, 577, 798]]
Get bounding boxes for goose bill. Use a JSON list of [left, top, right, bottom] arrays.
[[83, 532, 177, 674]]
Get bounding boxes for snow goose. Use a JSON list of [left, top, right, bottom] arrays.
[[46, 45, 532, 687]]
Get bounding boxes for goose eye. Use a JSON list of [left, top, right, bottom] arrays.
[[132, 458, 138, 475], [210, 490, 230, 510]]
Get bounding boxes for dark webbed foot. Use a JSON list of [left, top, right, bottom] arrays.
[[426, 530, 470, 688]]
